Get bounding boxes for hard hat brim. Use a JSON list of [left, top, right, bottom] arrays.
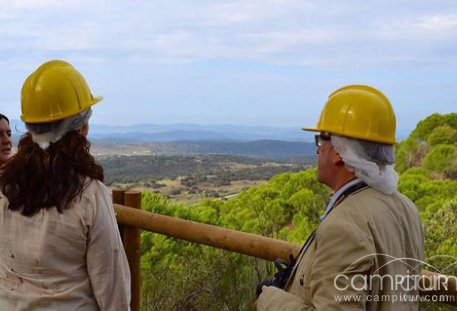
[[301, 127, 320, 132], [21, 96, 104, 123], [301, 127, 397, 144], [92, 96, 103, 104]]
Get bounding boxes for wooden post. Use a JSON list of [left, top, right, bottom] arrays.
[[112, 189, 126, 241], [124, 191, 141, 311]]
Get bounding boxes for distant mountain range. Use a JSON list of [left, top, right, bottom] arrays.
[[9, 119, 315, 160], [9, 120, 310, 143], [9, 119, 411, 143], [88, 123, 309, 142]]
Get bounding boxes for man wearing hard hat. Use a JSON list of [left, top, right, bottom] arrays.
[[256, 85, 424, 310]]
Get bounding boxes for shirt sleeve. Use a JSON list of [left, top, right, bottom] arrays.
[[257, 206, 374, 310], [257, 286, 311, 310], [86, 182, 131, 311]]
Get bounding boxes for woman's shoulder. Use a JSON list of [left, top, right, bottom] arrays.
[[76, 179, 112, 222], [82, 178, 111, 201]]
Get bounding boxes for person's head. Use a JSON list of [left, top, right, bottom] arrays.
[[0, 113, 12, 165], [0, 60, 104, 216], [312, 131, 346, 189], [304, 85, 398, 194]]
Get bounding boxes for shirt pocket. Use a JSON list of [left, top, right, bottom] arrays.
[[290, 263, 312, 303]]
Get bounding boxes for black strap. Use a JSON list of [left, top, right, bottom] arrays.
[[284, 181, 369, 287], [331, 181, 368, 210], [297, 181, 368, 256]]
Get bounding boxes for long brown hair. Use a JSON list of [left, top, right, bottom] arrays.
[[0, 131, 104, 216]]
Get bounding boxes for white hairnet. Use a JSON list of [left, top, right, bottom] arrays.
[[26, 109, 92, 150], [331, 135, 399, 194]]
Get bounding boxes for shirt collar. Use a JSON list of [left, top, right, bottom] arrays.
[[320, 178, 362, 221]]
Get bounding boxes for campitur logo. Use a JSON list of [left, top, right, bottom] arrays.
[[332, 254, 457, 305]]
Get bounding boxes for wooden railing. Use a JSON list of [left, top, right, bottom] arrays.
[[113, 190, 457, 311]]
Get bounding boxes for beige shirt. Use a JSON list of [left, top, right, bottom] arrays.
[[258, 187, 424, 310], [0, 180, 131, 311]]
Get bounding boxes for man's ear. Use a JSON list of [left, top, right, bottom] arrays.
[[331, 149, 344, 166]]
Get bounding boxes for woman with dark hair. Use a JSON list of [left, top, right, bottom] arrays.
[[0, 60, 131, 310], [0, 113, 12, 166]]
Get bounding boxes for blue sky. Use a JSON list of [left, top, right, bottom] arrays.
[[0, 0, 456, 140]]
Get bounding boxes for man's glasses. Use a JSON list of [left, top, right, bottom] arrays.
[[314, 133, 331, 147]]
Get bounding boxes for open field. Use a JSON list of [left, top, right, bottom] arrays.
[[101, 154, 313, 203]]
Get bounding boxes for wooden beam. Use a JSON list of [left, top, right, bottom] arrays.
[[114, 203, 300, 262]]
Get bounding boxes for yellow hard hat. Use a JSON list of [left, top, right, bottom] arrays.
[[21, 60, 102, 123], [303, 85, 396, 144]]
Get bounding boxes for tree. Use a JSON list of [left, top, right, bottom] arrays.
[[423, 144, 457, 178], [395, 137, 428, 173], [420, 199, 457, 311], [398, 167, 457, 210], [427, 124, 457, 146], [412, 113, 445, 141], [411, 113, 457, 142]]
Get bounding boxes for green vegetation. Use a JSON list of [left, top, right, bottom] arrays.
[[140, 169, 329, 310], [100, 154, 306, 186], [396, 114, 457, 309], [131, 113, 457, 310], [101, 154, 308, 204], [396, 113, 457, 178]]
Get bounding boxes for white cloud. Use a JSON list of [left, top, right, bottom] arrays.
[[378, 13, 457, 40], [0, 0, 455, 69], [1, 0, 457, 127], [0, 0, 96, 14], [414, 14, 457, 30]]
